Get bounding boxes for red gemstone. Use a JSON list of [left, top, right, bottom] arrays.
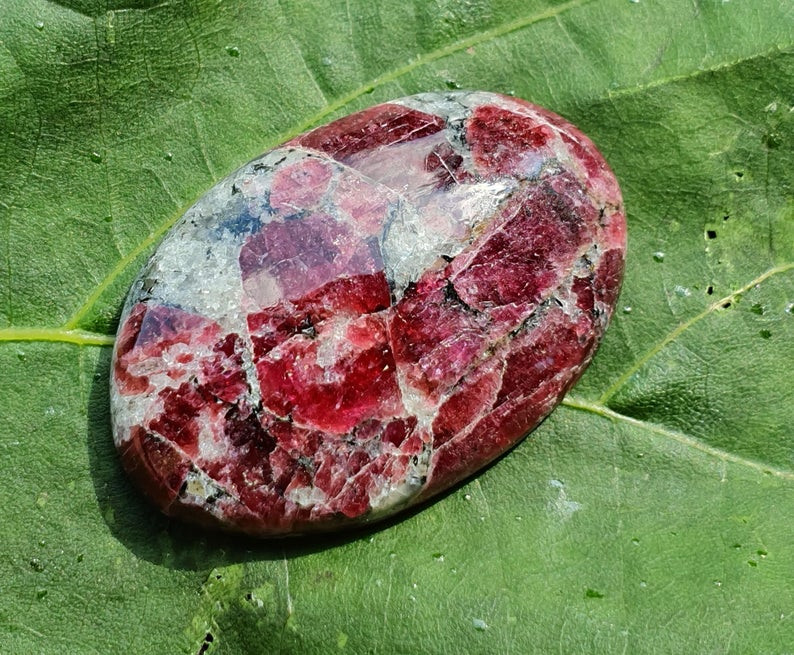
[[111, 91, 626, 536]]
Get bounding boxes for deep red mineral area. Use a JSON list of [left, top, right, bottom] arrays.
[[111, 91, 626, 536]]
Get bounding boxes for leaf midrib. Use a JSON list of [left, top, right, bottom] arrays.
[[1, 267, 791, 481]]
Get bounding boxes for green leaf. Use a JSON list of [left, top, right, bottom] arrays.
[[1, 1, 792, 652]]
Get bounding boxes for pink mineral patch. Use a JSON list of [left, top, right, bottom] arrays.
[[110, 91, 626, 536]]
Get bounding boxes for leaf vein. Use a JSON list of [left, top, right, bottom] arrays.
[[606, 43, 794, 102], [598, 262, 794, 404]]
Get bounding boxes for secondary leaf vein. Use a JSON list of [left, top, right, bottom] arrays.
[[0, 327, 114, 346], [562, 395, 794, 481], [598, 262, 794, 404]]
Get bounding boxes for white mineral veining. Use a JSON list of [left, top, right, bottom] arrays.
[[143, 221, 244, 334], [315, 316, 350, 374], [181, 469, 232, 507], [368, 444, 432, 514], [393, 367, 437, 430], [197, 420, 228, 461], [285, 484, 327, 508], [110, 380, 164, 446], [380, 180, 513, 297], [393, 91, 472, 124]]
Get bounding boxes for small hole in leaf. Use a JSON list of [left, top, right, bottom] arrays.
[[706, 230, 717, 239], [723, 215, 730, 221], [197, 633, 214, 655], [734, 171, 744, 179], [722, 301, 732, 309], [706, 286, 714, 295]]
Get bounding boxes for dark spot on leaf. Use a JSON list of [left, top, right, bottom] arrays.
[[750, 303, 764, 315], [759, 329, 772, 339], [584, 588, 604, 599], [314, 570, 335, 583], [747, 560, 758, 567]]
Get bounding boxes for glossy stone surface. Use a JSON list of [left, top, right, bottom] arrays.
[[111, 91, 626, 536]]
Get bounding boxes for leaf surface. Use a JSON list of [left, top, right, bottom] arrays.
[[1, 1, 792, 652]]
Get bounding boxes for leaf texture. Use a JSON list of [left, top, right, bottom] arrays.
[[1, 1, 792, 652]]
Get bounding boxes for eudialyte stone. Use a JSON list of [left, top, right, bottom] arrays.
[[111, 91, 626, 536]]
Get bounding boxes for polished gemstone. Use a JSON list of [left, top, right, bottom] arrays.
[[111, 91, 626, 536]]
